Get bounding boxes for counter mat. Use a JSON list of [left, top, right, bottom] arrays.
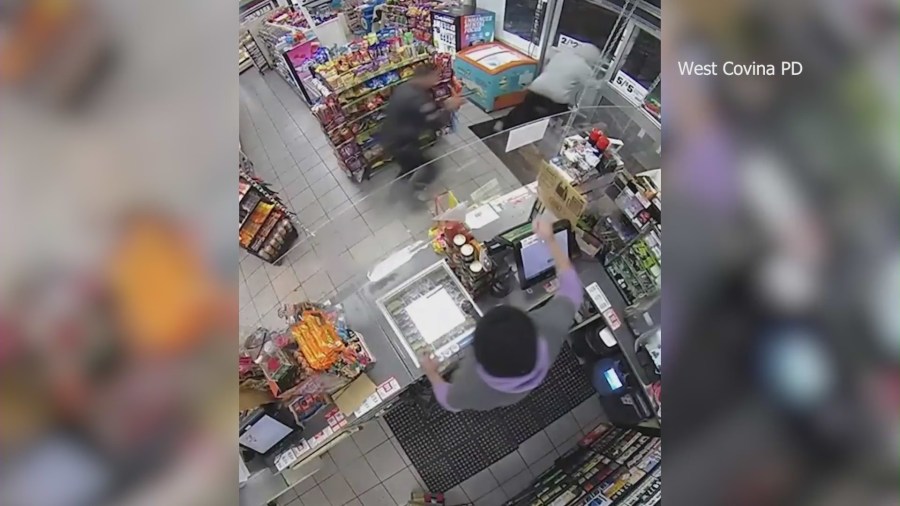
[[385, 344, 595, 493]]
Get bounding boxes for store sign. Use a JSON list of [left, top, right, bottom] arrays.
[[558, 34, 582, 49], [611, 70, 649, 106], [433, 13, 456, 53], [537, 161, 586, 226]]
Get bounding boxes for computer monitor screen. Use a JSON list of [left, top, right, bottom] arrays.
[[239, 414, 293, 454], [603, 367, 624, 390], [519, 228, 569, 282]]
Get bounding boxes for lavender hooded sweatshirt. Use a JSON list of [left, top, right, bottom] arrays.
[[432, 268, 583, 412]]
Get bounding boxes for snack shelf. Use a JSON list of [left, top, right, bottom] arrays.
[[331, 114, 385, 147], [241, 203, 276, 247], [323, 55, 430, 94], [239, 154, 311, 264], [240, 199, 261, 230], [324, 103, 387, 134], [341, 76, 412, 107], [311, 38, 454, 183]]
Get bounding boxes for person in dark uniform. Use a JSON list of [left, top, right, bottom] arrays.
[[380, 64, 462, 200]]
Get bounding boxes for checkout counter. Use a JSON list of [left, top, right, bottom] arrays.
[[240, 184, 660, 505]]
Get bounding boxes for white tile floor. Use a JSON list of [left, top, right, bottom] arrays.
[[240, 69, 606, 505]]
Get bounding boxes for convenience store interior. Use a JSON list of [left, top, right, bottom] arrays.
[[239, 0, 661, 505]]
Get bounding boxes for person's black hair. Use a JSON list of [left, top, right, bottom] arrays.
[[473, 305, 537, 377]]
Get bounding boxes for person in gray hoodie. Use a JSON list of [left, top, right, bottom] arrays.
[[497, 43, 603, 131], [420, 218, 584, 411]]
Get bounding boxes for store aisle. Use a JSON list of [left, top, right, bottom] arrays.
[[239, 69, 606, 505], [239, 69, 520, 333]]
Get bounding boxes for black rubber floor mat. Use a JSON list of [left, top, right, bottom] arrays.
[[385, 344, 596, 492], [468, 118, 500, 140]]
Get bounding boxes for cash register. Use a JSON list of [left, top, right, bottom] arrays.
[[485, 219, 580, 308], [487, 220, 658, 423]]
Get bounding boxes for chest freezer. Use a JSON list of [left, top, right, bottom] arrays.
[[452, 42, 537, 112]]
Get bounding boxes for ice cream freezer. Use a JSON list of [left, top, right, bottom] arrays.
[[452, 42, 537, 112]]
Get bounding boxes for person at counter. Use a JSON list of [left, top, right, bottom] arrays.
[[420, 219, 583, 411]]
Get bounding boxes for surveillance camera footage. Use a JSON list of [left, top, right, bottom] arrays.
[[0, 0, 896, 505]]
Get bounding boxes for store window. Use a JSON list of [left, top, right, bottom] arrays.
[[555, 0, 622, 56], [634, 7, 661, 29], [503, 0, 547, 44], [618, 28, 660, 89]]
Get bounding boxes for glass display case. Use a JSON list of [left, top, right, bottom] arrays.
[[375, 260, 482, 367]]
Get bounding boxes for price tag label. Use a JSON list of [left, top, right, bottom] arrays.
[[611, 71, 649, 106], [586, 283, 612, 312], [586, 283, 622, 330], [376, 377, 401, 399], [558, 34, 582, 49], [326, 409, 345, 428], [353, 392, 383, 418], [603, 308, 622, 330], [309, 427, 333, 448]]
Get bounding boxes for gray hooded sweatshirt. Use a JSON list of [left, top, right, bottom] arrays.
[[527, 43, 603, 105], [431, 268, 584, 412]]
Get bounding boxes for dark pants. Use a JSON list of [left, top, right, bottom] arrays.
[[502, 91, 569, 130], [394, 144, 436, 188]]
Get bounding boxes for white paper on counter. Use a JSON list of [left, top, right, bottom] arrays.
[[506, 118, 549, 152], [465, 205, 500, 229], [405, 288, 465, 344]]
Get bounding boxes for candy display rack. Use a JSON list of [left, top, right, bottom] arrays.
[[504, 423, 661, 506], [601, 170, 661, 305], [257, 7, 321, 104], [239, 150, 310, 264], [310, 36, 456, 182], [381, 0, 440, 43]]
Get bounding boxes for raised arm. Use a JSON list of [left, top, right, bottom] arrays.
[[420, 354, 460, 412]]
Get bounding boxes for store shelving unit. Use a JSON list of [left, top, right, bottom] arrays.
[[601, 171, 661, 305], [256, 8, 322, 104], [343, 0, 364, 34], [381, 0, 438, 43], [311, 49, 455, 182], [300, 0, 340, 25], [241, 0, 276, 24], [240, 29, 270, 73], [240, 46, 253, 73], [239, 150, 310, 264], [505, 423, 661, 506]]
